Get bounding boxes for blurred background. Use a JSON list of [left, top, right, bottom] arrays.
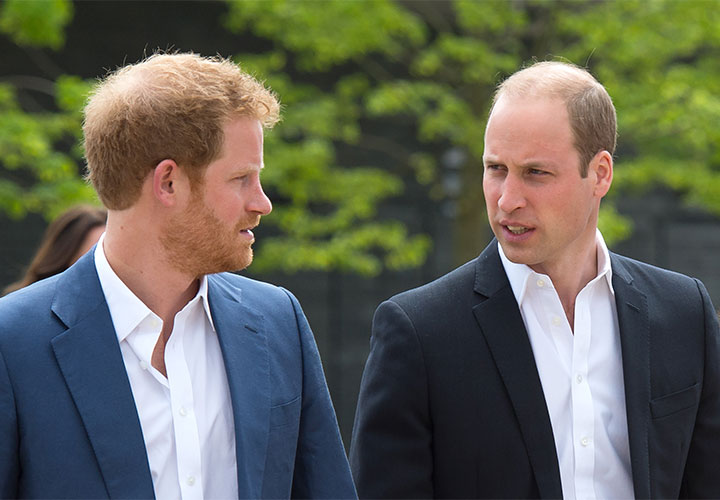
[[2, 0, 720, 446]]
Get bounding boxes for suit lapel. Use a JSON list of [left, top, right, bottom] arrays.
[[472, 242, 563, 499], [611, 255, 651, 499], [50, 253, 155, 499], [208, 276, 270, 498]]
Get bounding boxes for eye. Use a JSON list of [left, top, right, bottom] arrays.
[[528, 168, 548, 176], [484, 164, 506, 172]]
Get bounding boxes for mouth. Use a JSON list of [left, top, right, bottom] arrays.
[[498, 221, 535, 240], [239, 223, 258, 239], [505, 225, 531, 235]]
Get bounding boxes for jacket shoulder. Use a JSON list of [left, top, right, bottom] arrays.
[[0, 276, 62, 340], [611, 252, 702, 290], [209, 272, 295, 310], [389, 258, 478, 315]]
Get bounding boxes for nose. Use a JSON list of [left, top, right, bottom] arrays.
[[496, 173, 526, 214], [249, 180, 272, 215]]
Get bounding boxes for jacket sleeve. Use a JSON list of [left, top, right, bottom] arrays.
[[680, 279, 720, 498], [350, 299, 434, 499], [281, 289, 357, 500], [0, 345, 19, 499]]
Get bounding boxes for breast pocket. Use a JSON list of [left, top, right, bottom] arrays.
[[650, 382, 700, 419], [270, 395, 301, 428]]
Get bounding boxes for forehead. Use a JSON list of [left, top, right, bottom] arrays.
[[215, 118, 263, 162], [199, 117, 264, 184], [484, 96, 575, 159]]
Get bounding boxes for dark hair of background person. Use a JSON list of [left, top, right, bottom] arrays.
[[3, 205, 107, 296]]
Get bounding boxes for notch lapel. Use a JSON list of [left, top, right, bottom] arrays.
[[208, 276, 270, 498], [611, 255, 651, 499], [472, 242, 563, 499], [50, 254, 155, 499]]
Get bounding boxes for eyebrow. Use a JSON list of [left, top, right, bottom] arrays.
[[482, 156, 555, 169], [233, 162, 264, 173], [519, 160, 552, 169]]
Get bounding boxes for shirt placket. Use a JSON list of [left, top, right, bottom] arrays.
[[165, 312, 204, 500], [571, 286, 596, 500]]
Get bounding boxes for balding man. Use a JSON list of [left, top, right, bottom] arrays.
[[351, 61, 720, 499]]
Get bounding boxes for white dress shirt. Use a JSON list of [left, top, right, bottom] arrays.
[[94, 235, 238, 500], [499, 230, 634, 500]]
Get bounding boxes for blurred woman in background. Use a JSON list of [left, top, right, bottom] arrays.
[[3, 205, 106, 295]]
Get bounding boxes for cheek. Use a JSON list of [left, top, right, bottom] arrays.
[[482, 179, 498, 204]]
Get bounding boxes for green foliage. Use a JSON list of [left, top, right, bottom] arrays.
[[0, 0, 96, 220], [224, 0, 526, 272], [226, 0, 720, 260], [3, 0, 720, 275], [558, 0, 720, 227], [253, 221, 431, 276], [0, 77, 97, 220], [226, 0, 438, 275], [598, 205, 633, 246], [225, 0, 426, 71], [0, 0, 73, 49]]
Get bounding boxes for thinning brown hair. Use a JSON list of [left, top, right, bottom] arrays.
[[83, 52, 280, 209], [3, 205, 107, 295], [492, 61, 617, 177]]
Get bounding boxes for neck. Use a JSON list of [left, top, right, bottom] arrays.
[[103, 213, 199, 325], [530, 235, 599, 330]]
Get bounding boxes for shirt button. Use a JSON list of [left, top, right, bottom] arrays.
[[552, 316, 562, 326], [179, 406, 188, 417], [536, 279, 545, 288], [187, 476, 196, 486], [151, 319, 160, 329], [576, 374, 583, 384], [139, 360, 149, 370], [581, 437, 590, 447]]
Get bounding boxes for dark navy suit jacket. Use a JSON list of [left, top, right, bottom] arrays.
[[0, 250, 356, 499], [351, 240, 720, 499]]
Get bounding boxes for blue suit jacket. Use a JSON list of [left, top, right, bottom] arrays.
[[0, 250, 356, 499]]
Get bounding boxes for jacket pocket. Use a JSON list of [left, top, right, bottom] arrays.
[[270, 395, 301, 428], [650, 382, 700, 419]]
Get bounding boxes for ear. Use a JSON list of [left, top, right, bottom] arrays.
[[590, 150, 613, 198], [152, 159, 183, 207]]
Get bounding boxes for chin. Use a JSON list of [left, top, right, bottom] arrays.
[[228, 250, 254, 273], [500, 247, 533, 265]]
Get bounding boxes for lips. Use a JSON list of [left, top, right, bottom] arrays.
[[498, 221, 535, 240], [237, 221, 260, 239], [506, 225, 530, 235]]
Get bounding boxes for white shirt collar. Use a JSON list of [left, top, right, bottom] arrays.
[[498, 228, 614, 307], [93, 233, 215, 343]]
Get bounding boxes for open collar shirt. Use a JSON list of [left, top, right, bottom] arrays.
[[499, 230, 634, 500], [94, 235, 238, 500]]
